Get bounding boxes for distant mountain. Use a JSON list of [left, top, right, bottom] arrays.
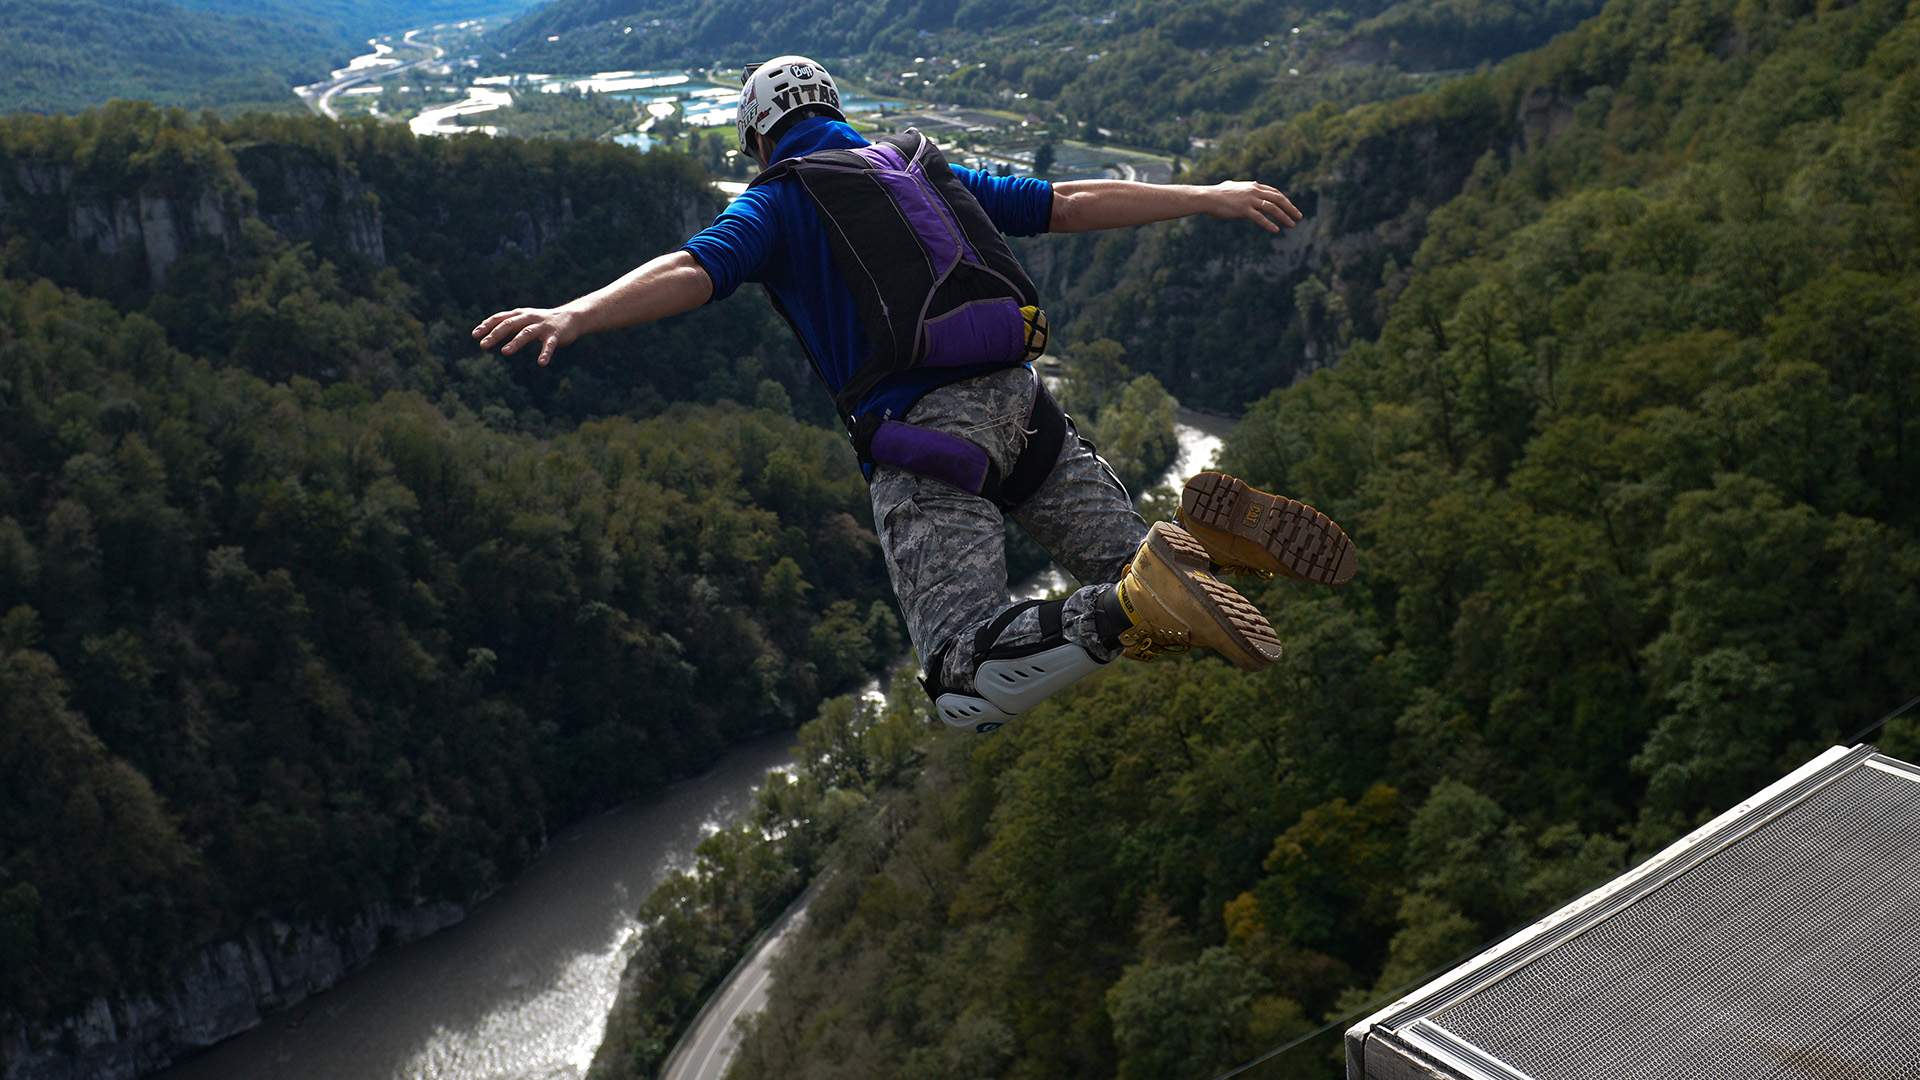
[[180, 0, 535, 44], [0, 0, 345, 114]]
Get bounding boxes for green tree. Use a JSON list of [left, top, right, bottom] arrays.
[[1106, 947, 1277, 1079], [1088, 374, 1179, 493], [1032, 139, 1058, 176]]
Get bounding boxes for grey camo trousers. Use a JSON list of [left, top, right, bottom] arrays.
[[869, 365, 1150, 695]]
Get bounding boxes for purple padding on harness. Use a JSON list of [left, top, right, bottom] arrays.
[[853, 142, 907, 170], [856, 140, 985, 273], [921, 298, 1025, 368], [867, 166, 961, 276], [869, 421, 992, 494]]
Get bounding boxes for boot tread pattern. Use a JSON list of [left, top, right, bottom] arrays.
[[1181, 472, 1357, 586], [1192, 572, 1284, 661], [1147, 523, 1283, 667], [1157, 520, 1216, 567]]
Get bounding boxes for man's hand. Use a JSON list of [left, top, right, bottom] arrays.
[[1204, 181, 1304, 234], [472, 306, 584, 367], [471, 252, 713, 367]]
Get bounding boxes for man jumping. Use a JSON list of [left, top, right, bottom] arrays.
[[474, 56, 1356, 732]]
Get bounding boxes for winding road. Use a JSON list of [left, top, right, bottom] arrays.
[[659, 879, 824, 1080], [298, 28, 446, 120]]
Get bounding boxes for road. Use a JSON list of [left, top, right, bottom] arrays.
[[299, 28, 446, 120], [659, 879, 824, 1080]]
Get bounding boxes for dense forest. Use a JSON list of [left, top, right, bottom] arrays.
[[1036, 0, 1920, 411], [493, 0, 1604, 148], [715, 0, 1920, 1075], [0, 0, 342, 115], [0, 104, 907, 1032]]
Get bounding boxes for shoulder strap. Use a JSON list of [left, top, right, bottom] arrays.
[[747, 146, 871, 188], [877, 129, 928, 166]]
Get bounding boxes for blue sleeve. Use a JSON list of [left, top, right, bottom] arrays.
[[950, 164, 1054, 237], [679, 187, 779, 302]]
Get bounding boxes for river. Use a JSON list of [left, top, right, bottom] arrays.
[[154, 734, 799, 1080], [155, 409, 1230, 1080]]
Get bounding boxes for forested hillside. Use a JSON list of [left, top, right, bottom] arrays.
[[724, 0, 1920, 1074], [1037, 0, 1920, 411], [1030, 70, 1517, 411], [0, 104, 898, 1050], [0, 0, 343, 114], [494, 0, 1602, 148], [179, 0, 532, 43]]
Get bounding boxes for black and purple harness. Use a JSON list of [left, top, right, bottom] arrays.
[[750, 129, 1065, 508]]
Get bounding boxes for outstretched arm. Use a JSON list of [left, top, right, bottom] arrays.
[[1048, 179, 1303, 235], [472, 250, 715, 367]]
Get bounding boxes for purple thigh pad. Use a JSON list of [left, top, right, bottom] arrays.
[[869, 421, 993, 495]]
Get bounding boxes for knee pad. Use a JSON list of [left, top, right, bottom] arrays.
[[922, 598, 1107, 733], [974, 641, 1104, 714], [933, 692, 1016, 734]]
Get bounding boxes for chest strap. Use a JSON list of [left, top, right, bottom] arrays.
[[854, 378, 1067, 510]]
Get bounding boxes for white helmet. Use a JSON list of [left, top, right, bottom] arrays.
[[737, 55, 844, 153]]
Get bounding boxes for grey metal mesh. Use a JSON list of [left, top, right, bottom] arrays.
[[1427, 762, 1920, 1080]]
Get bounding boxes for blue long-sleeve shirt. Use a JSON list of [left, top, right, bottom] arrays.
[[681, 115, 1054, 422]]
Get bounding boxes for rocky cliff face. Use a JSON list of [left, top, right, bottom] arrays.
[[232, 145, 387, 267], [2, 146, 392, 295], [6, 161, 245, 289], [2, 142, 706, 304], [0, 901, 464, 1080]]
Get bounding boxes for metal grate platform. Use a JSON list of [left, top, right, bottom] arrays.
[[1347, 745, 1920, 1080]]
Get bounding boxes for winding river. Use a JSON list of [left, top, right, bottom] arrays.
[[156, 409, 1230, 1080]]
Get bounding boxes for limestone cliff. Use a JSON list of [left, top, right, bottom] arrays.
[[1, 903, 464, 1080]]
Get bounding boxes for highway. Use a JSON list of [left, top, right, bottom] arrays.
[[659, 880, 822, 1080], [298, 28, 445, 120]]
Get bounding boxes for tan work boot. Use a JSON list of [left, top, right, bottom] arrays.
[[1113, 522, 1284, 671], [1178, 472, 1358, 586]]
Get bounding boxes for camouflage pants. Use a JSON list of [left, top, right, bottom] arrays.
[[869, 365, 1149, 695]]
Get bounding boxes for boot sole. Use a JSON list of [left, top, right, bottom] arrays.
[[1179, 472, 1358, 586], [1148, 523, 1284, 672]]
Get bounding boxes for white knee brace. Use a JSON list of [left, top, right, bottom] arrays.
[[975, 641, 1105, 714], [933, 691, 1017, 733], [926, 592, 1114, 733], [933, 641, 1107, 733]]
